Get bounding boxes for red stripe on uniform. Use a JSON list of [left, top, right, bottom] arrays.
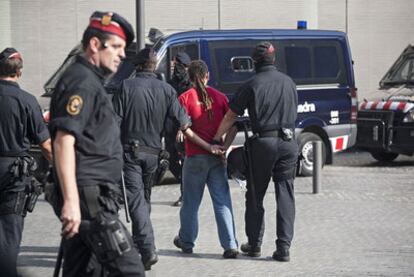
[[335, 137, 344, 151], [397, 102, 406, 111]]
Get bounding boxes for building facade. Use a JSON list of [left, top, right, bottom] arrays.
[[0, 0, 413, 104]]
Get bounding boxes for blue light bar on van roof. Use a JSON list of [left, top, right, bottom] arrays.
[[297, 20, 307, 29]]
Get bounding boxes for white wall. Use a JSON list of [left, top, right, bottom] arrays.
[[347, 0, 414, 99], [1, 0, 413, 104]]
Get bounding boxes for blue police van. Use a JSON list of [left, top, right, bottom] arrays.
[[139, 28, 358, 176], [37, 28, 358, 178]]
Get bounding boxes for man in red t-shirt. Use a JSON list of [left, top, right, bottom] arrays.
[[173, 60, 239, 259]]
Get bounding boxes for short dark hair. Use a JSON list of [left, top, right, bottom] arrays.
[[134, 48, 157, 72], [0, 57, 23, 78], [81, 28, 111, 51]]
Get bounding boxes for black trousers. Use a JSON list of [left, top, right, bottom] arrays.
[[245, 136, 298, 250], [123, 152, 157, 257], [0, 213, 24, 277], [62, 185, 145, 277], [0, 158, 26, 277]]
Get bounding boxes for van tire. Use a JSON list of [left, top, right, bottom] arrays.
[[297, 133, 326, 177], [370, 151, 399, 162]]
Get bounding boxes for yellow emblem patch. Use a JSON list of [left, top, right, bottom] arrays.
[[101, 14, 112, 26], [66, 95, 83, 116]]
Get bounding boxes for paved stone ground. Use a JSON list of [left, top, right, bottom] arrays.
[[17, 151, 414, 277]]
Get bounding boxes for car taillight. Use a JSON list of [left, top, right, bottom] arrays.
[[350, 87, 358, 123]]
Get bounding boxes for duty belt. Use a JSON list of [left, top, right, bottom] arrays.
[[257, 130, 283, 138], [257, 128, 294, 141], [123, 144, 160, 155]]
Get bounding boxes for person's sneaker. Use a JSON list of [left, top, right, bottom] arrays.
[[173, 236, 193, 254], [240, 243, 261, 257], [272, 248, 290, 262], [223, 249, 239, 259], [172, 196, 182, 207], [142, 251, 159, 270]]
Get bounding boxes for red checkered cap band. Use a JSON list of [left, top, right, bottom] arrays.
[[88, 18, 127, 41]]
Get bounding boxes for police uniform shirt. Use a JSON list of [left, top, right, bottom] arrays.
[[113, 72, 191, 149], [229, 65, 298, 133], [0, 80, 49, 156], [49, 56, 123, 185]]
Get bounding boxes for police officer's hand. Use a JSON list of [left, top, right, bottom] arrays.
[[176, 130, 184, 143], [61, 200, 81, 239], [210, 144, 225, 156]]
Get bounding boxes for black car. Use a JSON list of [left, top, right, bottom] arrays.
[[357, 45, 414, 161]]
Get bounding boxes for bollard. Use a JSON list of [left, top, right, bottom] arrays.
[[312, 140, 322, 194]]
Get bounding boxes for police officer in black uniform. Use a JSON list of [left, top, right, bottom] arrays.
[[213, 42, 298, 262], [0, 48, 52, 277], [166, 52, 192, 207], [112, 48, 191, 270], [49, 11, 145, 276]]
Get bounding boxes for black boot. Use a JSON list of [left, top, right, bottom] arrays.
[[240, 243, 261, 257], [272, 248, 290, 262]]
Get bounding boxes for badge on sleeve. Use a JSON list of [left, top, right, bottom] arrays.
[[66, 95, 83, 116]]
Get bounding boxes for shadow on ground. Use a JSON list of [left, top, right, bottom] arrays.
[[158, 249, 276, 262], [18, 246, 58, 267]]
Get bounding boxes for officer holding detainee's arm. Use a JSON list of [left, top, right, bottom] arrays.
[[213, 42, 298, 262], [0, 48, 52, 277], [49, 11, 145, 276]]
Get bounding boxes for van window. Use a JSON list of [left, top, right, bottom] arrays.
[[170, 44, 199, 62], [314, 46, 340, 78], [211, 45, 256, 84], [165, 43, 199, 80], [281, 40, 347, 85], [231, 57, 254, 72], [285, 47, 311, 79]]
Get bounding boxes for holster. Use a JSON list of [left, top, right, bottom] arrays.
[[9, 156, 37, 181], [81, 215, 131, 263], [127, 140, 140, 159], [23, 178, 43, 214]]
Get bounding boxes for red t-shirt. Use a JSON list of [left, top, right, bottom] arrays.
[[179, 86, 229, 156]]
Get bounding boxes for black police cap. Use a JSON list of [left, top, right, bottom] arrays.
[[88, 11, 135, 47], [175, 52, 191, 66], [0, 48, 22, 64], [252, 41, 275, 64]]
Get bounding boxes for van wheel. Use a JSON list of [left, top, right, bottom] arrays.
[[370, 151, 398, 162], [297, 133, 326, 177]]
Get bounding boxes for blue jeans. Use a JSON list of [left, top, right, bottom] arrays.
[[179, 154, 238, 250]]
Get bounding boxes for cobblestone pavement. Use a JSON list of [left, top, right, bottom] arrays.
[[17, 151, 414, 277]]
